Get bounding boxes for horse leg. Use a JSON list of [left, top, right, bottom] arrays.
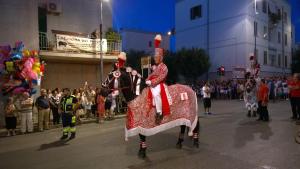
[[176, 125, 186, 149], [192, 120, 200, 148], [138, 134, 147, 158]]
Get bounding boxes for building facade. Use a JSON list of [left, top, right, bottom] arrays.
[[120, 29, 170, 54], [0, 0, 120, 89], [175, 0, 293, 78]]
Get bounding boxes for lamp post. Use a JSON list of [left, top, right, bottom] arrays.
[[254, 0, 259, 63], [100, 0, 109, 84]]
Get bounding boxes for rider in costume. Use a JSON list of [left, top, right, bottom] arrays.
[[145, 34, 171, 124]]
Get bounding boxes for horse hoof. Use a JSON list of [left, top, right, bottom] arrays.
[[176, 143, 182, 149], [193, 142, 199, 148], [138, 150, 146, 159]]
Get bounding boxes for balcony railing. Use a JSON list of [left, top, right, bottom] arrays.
[[39, 32, 122, 55]]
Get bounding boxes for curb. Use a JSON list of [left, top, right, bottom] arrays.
[[0, 114, 127, 137]]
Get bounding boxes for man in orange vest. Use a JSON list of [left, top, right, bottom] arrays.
[[257, 79, 269, 121]]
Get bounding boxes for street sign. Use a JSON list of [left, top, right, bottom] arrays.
[[141, 56, 151, 78]]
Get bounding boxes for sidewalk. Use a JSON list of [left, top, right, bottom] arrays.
[[0, 114, 126, 137]]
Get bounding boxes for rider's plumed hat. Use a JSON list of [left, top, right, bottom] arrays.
[[154, 34, 163, 57]]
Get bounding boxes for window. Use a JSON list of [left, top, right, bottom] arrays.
[[263, 26, 267, 39], [284, 12, 287, 23], [262, 0, 267, 13], [285, 33, 287, 46], [285, 55, 288, 68], [268, 27, 272, 41], [148, 41, 152, 47], [278, 32, 281, 43], [270, 54, 276, 67], [190, 5, 202, 20], [277, 9, 281, 17], [254, 21, 258, 37], [263, 51, 268, 65], [278, 54, 281, 67]]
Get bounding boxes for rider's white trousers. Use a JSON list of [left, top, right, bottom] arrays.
[[150, 85, 162, 115]]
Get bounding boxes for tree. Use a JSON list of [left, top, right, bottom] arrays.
[[125, 50, 147, 73], [164, 51, 179, 84], [126, 48, 210, 84], [105, 28, 121, 42], [292, 49, 300, 73], [176, 48, 210, 83]]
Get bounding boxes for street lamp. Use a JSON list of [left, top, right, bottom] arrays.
[[100, 0, 109, 84], [254, 0, 259, 63], [254, 0, 259, 14]]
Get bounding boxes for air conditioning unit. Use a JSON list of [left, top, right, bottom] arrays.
[[47, 0, 62, 14]]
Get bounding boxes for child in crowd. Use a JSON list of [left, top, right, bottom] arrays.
[[4, 97, 17, 136], [97, 89, 106, 123]]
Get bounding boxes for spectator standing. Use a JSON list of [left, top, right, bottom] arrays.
[[82, 91, 93, 118], [18, 92, 33, 134], [257, 79, 270, 122], [203, 82, 212, 115], [4, 97, 17, 136], [288, 74, 300, 121], [50, 90, 61, 125], [97, 89, 106, 123], [282, 79, 289, 100], [36, 89, 50, 131], [238, 82, 245, 100]]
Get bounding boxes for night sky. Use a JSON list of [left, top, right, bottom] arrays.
[[289, 0, 300, 43], [113, 0, 300, 43]]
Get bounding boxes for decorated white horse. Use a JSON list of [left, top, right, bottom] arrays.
[[103, 68, 199, 158]]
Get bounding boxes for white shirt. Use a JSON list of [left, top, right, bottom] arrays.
[[202, 86, 211, 98]]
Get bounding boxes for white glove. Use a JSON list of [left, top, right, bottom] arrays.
[[146, 80, 151, 86]]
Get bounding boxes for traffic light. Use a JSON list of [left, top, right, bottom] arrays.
[[218, 66, 225, 76]]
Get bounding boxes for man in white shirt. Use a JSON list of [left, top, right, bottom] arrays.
[[202, 82, 212, 115]]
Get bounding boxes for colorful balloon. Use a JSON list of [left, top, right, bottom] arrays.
[[27, 70, 38, 80], [12, 87, 27, 94], [31, 50, 39, 57], [22, 49, 31, 57], [15, 41, 24, 52], [0, 45, 11, 57]]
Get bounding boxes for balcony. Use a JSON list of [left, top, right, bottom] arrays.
[[39, 31, 122, 56]]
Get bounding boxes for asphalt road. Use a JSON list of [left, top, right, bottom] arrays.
[[0, 100, 299, 169]]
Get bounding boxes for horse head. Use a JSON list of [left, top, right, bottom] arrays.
[[102, 67, 145, 103]]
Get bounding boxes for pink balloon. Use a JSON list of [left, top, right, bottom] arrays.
[[24, 57, 34, 69], [12, 87, 27, 94], [26, 70, 38, 80]]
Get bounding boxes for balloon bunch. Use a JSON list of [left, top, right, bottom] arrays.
[[0, 41, 45, 96]]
